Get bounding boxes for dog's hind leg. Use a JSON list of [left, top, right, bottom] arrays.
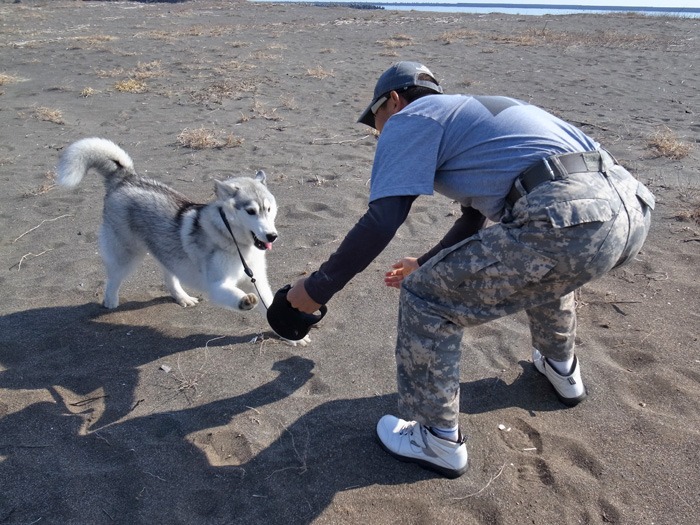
[[163, 271, 199, 307], [99, 226, 145, 308], [101, 249, 145, 308]]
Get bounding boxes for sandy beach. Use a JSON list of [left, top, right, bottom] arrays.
[[0, 1, 698, 523]]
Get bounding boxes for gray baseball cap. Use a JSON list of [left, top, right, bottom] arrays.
[[358, 61, 443, 129]]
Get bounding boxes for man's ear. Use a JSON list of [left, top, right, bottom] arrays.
[[390, 90, 408, 111]]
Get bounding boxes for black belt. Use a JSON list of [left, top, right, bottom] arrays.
[[506, 150, 610, 207]]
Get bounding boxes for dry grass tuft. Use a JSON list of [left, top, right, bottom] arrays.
[[114, 78, 148, 93], [137, 25, 233, 42], [177, 128, 244, 149], [70, 35, 117, 48], [81, 87, 98, 98], [222, 134, 245, 148], [95, 67, 125, 78], [130, 61, 164, 80], [648, 127, 692, 159], [34, 107, 64, 125], [0, 73, 22, 86], [74, 35, 116, 43], [227, 41, 251, 49], [377, 34, 414, 49], [279, 95, 298, 111], [213, 60, 256, 75], [437, 29, 480, 45], [528, 28, 660, 48], [23, 171, 56, 197], [250, 100, 282, 121], [111, 62, 163, 93], [437, 26, 667, 49], [306, 66, 334, 79], [249, 51, 281, 61], [673, 206, 700, 225], [189, 78, 258, 105]]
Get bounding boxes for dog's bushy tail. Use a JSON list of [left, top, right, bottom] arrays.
[[57, 137, 135, 189]]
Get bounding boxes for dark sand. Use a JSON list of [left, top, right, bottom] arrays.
[[0, 1, 698, 523]]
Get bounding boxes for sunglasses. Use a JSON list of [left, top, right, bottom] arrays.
[[370, 95, 389, 116], [371, 86, 412, 116]]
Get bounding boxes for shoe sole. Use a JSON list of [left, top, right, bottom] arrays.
[[552, 388, 588, 407], [375, 435, 468, 479]]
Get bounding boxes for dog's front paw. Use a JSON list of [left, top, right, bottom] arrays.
[[239, 293, 258, 311], [176, 295, 199, 307]]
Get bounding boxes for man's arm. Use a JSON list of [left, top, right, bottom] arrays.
[[303, 195, 416, 305]]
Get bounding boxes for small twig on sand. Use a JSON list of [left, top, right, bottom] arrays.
[[243, 406, 309, 478], [144, 471, 167, 482], [668, 485, 693, 510], [128, 399, 145, 413], [168, 341, 212, 401], [93, 432, 111, 446], [10, 249, 53, 271], [69, 395, 109, 407], [638, 271, 668, 281], [200, 336, 220, 370], [311, 134, 373, 145], [12, 214, 72, 243], [452, 463, 507, 500], [640, 317, 662, 343]]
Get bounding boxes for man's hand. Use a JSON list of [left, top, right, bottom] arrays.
[[384, 257, 419, 289], [287, 277, 322, 314]]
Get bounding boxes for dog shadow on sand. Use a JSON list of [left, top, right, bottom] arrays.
[[0, 302, 566, 524]]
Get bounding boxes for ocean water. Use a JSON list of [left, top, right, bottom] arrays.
[[251, 1, 700, 17]]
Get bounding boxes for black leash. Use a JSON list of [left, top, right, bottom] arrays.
[[218, 207, 269, 309]]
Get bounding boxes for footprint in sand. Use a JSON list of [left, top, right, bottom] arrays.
[[498, 417, 553, 486]]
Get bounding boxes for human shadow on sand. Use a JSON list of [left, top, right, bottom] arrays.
[[0, 303, 570, 523], [0, 300, 260, 429]]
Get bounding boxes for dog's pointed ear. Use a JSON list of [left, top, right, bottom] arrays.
[[255, 170, 267, 186], [215, 179, 239, 200]]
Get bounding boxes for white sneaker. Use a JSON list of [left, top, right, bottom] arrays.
[[532, 348, 588, 406], [376, 415, 468, 479]]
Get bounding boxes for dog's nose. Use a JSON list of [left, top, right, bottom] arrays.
[[267, 233, 278, 243]]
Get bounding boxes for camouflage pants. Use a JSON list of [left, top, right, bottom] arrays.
[[396, 155, 654, 429]]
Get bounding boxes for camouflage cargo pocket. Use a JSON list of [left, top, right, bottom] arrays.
[[544, 198, 614, 228]]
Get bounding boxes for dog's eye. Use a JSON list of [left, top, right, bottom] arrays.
[[246, 209, 256, 216]]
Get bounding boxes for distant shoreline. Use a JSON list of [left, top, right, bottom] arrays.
[[265, 1, 700, 16]]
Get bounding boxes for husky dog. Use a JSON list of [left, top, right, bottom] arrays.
[[57, 137, 277, 314]]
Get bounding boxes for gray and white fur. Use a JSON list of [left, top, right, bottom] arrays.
[[57, 137, 278, 313]]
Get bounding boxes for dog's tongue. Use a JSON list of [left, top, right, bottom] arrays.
[[265, 242, 273, 250]]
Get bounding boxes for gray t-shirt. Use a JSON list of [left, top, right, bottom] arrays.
[[369, 94, 599, 221], [303, 94, 601, 305]]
